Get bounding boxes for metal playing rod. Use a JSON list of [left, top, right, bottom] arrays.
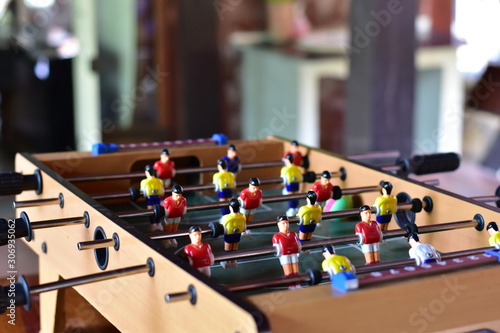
[[147, 201, 422, 241], [77, 239, 115, 251], [13, 193, 64, 209], [92, 169, 343, 202], [214, 217, 484, 262], [225, 246, 495, 292]]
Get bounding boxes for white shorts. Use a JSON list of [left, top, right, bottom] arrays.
[[240, 207, 257, 216], [361, 243, 380, 253], [279, 253, 299, 265], [164, 217, 181, 225]]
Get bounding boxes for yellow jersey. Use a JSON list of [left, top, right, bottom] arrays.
[[280, 165, 302, 184], [297, 205, 322, 225], [140, 177, 164, 197], [221, 213, 246, 235], [213, 171, 236, 190]]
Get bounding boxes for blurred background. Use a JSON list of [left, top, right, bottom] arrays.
[[0, 0, 500, 169]]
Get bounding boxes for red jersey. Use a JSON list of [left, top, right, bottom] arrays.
[[283, 151, 303, 167], [239, 188, 263, 210], [162, 196, 187, 218], [355, 220, 382, 244], [184, 243, 213, 268], [272, 231, 300, 255], [154, 160, 175, 179], [311, 181, 333, 202]]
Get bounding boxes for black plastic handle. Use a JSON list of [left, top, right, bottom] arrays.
[[0, 170, 42, 196], [396, 153, 460, 176], [0, 275, 31, 314]]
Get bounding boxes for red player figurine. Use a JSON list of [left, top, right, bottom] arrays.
[[221, 144, 242, 175], [272, 215, 301, 282], [311, 170, 334, 209], [153, 149, 176, 187], [283, 140, 303, 167], [162, 184, 187, 247], [184, 226, 214, 277], [355, 205, 383, 265], [238, 177, 263, 223]]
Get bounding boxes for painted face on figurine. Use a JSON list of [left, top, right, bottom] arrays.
[[320, 177, 330, 186], [360, 209, 372, 222], [189, 231, 202, 246], [277, 219, 290, 234], [290, 145, 298, 154], [172, 192, 182, 202], [249, 184, 259, 193], [227, 149, 237, 159], [161, 154, 170, 163]]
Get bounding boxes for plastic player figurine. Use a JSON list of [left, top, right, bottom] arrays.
[[153, 149, 176, 186], [221, 144, 242, 175], [213, 159, 236, 215], [272, 215, 301, 280], [141, 165, 165, 232], [311, 170, 334, 209], [184, 226, 214, 277], [238, 177, 263, 222], [486, 222, 500, 249], [372, 181, 398, 231], [296, 191, 322, 242], [283, 140, 303, 167], [355, 205, 383, 265], [407, 233, 441, 266], [280, 154, 303, 217], [321, 245, 358, 292], [220, 199, 246, 268], [161, 184, 187, 247]]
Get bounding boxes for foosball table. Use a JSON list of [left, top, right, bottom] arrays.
[[2, 136, 500, 332]]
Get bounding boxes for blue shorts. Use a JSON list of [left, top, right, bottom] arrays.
[[376, 214, 392, 224], [423, 259, 437, 265], [299, 224, 317, 233], [286, 183, 300, 193], [218, 189, 233, 199], [224, 233, 241, 244], [146, 195, 161, 206]]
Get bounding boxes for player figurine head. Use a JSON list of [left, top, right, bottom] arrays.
[[145, 165, 156, 178], [306, 190, 317, 205], [322, 244, 336, 257], [160, 149, 171, 163], [227, 144, 237, 159], [276, 215, 290, 234], [171, 184, 183, 200], [380, 181, 393, 195], [249, 177, 260, 192], [228, 198, 240, 213], [217, 159, 228, 172], [487, 221, 499, 235], [188, 226, 202, 246], [284, 153, 294, 165], [359, 205, 372, 222]]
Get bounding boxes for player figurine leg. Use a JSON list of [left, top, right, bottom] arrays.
[[184, 226, 214, 277], [161, 185, 187, 248], [272, 216, 301, 288], [372, 181, 397, 231], [355, 205, 383, 264], [322, 245, 358, 292], [213, 159, 236, 216], [220, 199, 246, 268], [297, 191, 322, 242], [281, 154, 303, 217]]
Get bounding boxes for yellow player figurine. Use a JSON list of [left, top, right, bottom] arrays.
[[213, 159, 236, 215], [140, 165, 165, 232], [487, 222, 500, 249], [372, 181, 398, 231], [281, 154, 303, 217], [296, 191, 322, 242], [321, 245, 358, 292], [220, 199, 246, 268]]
